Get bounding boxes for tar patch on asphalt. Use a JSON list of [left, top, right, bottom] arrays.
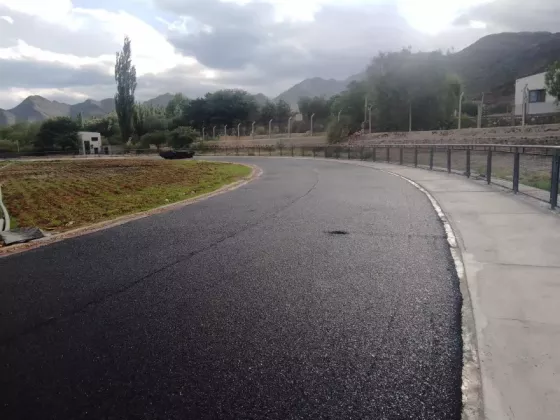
[[326, 230, 349, 235]]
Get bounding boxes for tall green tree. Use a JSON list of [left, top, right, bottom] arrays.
[[545, 61, 560, 103], [83, 114, 120, 142], [274, 99, 292, 122], [166, 93, 188, 118], [114, 36, 137, 143], [258, 101, 276, 124]]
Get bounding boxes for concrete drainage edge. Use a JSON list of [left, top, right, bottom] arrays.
[[379, 168, 484, 420]]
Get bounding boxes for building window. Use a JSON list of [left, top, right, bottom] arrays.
[[529, 89, 546, 103], [91, 137, 99, 142]]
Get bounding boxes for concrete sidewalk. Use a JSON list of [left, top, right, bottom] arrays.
[[362, 162, 560, 420]]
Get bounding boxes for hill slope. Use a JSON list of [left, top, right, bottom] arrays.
[[275, 77, 347, 108]]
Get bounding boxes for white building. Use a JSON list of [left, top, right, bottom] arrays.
[[515, 72, 560, 116], [78, 131, 102, 155]]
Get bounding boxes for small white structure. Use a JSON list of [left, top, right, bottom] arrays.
[[515, 72, 560, 116], [78, 131, 102, 155]]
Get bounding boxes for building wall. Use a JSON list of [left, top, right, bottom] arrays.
[[78, 131, 102, 154], [514, 72, 560, 115]]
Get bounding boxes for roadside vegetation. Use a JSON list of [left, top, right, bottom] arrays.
[[0, 159, 251, 232]]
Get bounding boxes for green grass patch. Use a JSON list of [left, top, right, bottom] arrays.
[[0, 159, 251, 232]]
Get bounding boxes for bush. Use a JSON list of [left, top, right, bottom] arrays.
[[326, 118, 351, 144], [140, 131, 168, 149], [168, 126, 198, 149]]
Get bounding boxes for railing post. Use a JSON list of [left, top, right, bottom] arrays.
[[386, 147, 390, 163], [429, 147, 434, 170], [291, 145, 294, 157], [486, 148, 492, 184], [513, 147, 520, 193], [399, 147, 404, 165], [414, 147, 418, 167], [549, 150, 560, 209], [447, 147, 451, 173], [372, 147, 376, 162], [466, 148, 471, 178]]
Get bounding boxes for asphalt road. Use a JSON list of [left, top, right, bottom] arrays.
[[0, 158, 462, 419]]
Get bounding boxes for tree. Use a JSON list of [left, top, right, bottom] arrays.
[[274, 99, 291, 123], [35, 117, 80, 151], [83, 114, 121, 142], [168, 126, 198, 149], [258, 101, 276, 125], [545, 61, 560, 103], [132, 103, 150, 139], [166, 93, 188, 118], [114, 36, 137, 143]]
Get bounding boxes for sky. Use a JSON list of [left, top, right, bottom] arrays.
[[0, 0, 559, 108]]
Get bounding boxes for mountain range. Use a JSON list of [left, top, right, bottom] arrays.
[[2, 32, 560, 126]]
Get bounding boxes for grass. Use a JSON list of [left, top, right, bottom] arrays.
[[0, 159, 251, 233]]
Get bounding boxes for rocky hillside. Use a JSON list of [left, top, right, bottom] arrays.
[[275, 77, 347, 108]]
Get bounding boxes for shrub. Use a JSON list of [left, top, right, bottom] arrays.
[[0, 139, 15, 152], [326, 118, 351, 144], [140, 131, 168, 149], [168, 126, 198, 149]]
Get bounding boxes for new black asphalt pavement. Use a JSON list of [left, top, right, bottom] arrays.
[[0, 158, 462, 419]]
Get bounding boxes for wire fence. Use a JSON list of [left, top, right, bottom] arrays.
[[195, 144, 560, 209]]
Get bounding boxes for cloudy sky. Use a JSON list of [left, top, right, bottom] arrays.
[[0, 0, 558, 108]]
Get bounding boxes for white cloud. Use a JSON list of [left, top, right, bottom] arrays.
[[0, 14, 13, 23]]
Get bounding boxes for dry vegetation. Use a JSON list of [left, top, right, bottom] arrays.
[[0, 159, 251, 232]]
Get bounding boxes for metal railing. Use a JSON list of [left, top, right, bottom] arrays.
[[195, 144, 560, 209]]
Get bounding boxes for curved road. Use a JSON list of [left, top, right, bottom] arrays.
[[0, 158, 462, 419]]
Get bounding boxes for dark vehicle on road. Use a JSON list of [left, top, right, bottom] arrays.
[[159, 150, 195, 159]]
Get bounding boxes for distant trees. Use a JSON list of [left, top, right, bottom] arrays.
[[35, 117, 79, 151], [545, 62, 560, 103], [83, 114, 120, 142], [114, 36, 137, 143]]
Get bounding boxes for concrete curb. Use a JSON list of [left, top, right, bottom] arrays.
[[0, 163, 262, 258]]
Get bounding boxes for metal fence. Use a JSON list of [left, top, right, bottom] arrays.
[[195, 144, 560, 209]]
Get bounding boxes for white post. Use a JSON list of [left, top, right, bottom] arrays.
[[368, 107, 372, 134], [237, 123, 241, 139], [338, 110, 342, 122], [202, 127, 205, 140], [251, 121, 256, 139], [310, 113, 315, 136], [213, 126, 216, 138], [409, 102, 412, 132], [269, 119, 273, 138], [224, 124, 227, 136], [458, 92, 465, 129], [288, 116, 292, 138]]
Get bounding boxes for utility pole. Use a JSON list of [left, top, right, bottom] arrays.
[[458, 92, 465, 129], [408, 101, 412, 132], [310, 113, 315, 136], [288, 116, 292, 138]]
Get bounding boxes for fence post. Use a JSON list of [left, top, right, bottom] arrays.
[[549, 150, 560, 209], [429, 147, 434, 170], [466, 148, 471, 178], [414, 147, 418, 167], [269, 147, 272, 156], [291, 145, 294, 157], [486, 148, 492, 185], [313, 148, 316, 158], [235, 147, 239, 156], [301, 147, 305, 157], [258, 146, 261, 156], [372, 147, 376, 162], [280, 146, 283, 156], [513, 147, 520, 193], [348, 147, 351, 160], [399, 147, 404, 165], [386, 147, 390, 163], [360, 147, 364, 160], [447, 147, 451, 173]]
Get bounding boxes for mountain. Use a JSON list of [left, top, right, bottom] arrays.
[[275, 77, 348, 108], [144, 93, 174, 108], [252, 93, 269, 107], [276, 32, 560, 106]]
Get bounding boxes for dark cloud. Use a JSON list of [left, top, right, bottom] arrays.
[[159, 0, 425, 81], [0, 59, 113, 89], [454, 0, 560, 32]]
